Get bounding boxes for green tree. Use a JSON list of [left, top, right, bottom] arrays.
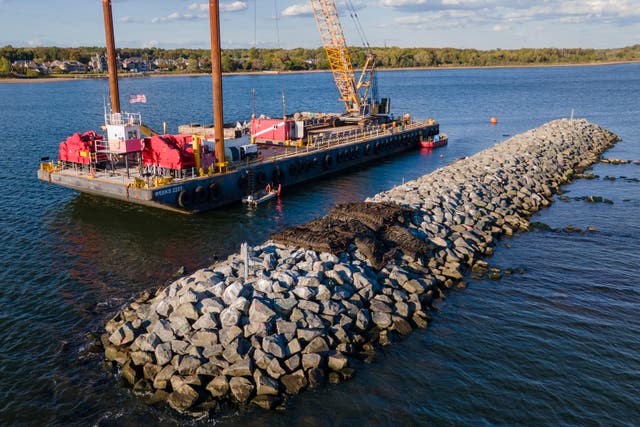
[[221, 53, 237, 72], [199, 56, 211, 72], [187, 54, 199, 73], [0, 45, 16, 62], [0, 56, 10, 76], [14, 48, 34, 61]]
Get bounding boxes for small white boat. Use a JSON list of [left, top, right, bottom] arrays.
[[242, 184, 281, 206]]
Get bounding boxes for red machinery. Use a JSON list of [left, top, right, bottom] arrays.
[[142, 135, 196, 170], [251, 118, 297, 143], [59, 131, 105, 164], [141, 134, 215, 171]]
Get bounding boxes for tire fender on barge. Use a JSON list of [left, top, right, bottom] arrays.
[[324, 154, 333, 169], [177, 189, 192, 209], [208, 182, 221, 202]]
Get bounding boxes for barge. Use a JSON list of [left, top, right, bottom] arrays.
[[38, 114, 440, 213], [37, 0, 444, 214]]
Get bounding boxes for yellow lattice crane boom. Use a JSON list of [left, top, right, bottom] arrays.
[[310, 0, 378, 116]]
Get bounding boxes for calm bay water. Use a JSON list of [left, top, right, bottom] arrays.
[[0, 64, 638, 426]]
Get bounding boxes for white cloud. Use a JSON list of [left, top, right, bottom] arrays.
[[282, 1, 367, 18], [492, 24, 510, 31], [221, 1, 248, 13], [188, 1, 247, 13], [394, 9, 477, 28], [394, 14, 425, 25], [282, 3, 314, 17], [151, 12, 204, 24], [118, 16, 144, 24], [150, 1, 247, 24], [380, 0, 493, 12], [381, 0, 427, 7], [188, 2, 207, 11], [386, 0, 640, 29], [142, 40, 159, 48]]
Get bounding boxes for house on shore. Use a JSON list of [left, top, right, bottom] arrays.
[[11, 60, 48, 75], [47, 60, 87, 73]]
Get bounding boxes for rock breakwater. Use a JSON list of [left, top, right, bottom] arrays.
[[103, 119, 619, 415]]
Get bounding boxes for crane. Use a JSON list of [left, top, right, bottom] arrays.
[[309, 0, 386, 117]]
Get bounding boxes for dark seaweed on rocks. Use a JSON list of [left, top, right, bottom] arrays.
[[328, 202, 412, 230], [271, 202, 427, 269]]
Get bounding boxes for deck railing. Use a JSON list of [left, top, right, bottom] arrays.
[[104, 112, 142, 126]]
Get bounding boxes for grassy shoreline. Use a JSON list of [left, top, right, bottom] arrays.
[[1, 60, 638, 84]]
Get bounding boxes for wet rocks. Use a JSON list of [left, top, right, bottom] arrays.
[[103, 119, 619, 415], [168, 383, 199, 412], [229, 377, 254, 404], [600, 158, 631, 165]]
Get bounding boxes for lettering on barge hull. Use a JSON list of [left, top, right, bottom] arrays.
[[153, 186, 183, 198]]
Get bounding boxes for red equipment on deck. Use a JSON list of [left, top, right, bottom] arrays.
[[59, 131, 105, 164], [141, 134, 215, 171], [142, 135, 197, 170], [250, 118, 302, 143]]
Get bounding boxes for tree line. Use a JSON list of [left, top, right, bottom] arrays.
[[1, 44, 639, 77]]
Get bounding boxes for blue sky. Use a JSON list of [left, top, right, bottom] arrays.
[[1, 0, 639, 50]]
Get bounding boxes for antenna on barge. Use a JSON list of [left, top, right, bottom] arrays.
[[281, 89, 287, 120], [252, 88, 257, 119]]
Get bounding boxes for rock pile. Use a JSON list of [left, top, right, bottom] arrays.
[[103, 119, 619, 415]]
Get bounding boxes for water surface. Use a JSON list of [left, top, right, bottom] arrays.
[[0, 64, 638, 425]]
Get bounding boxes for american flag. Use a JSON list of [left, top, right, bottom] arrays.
[[128, 94, 147, 104]]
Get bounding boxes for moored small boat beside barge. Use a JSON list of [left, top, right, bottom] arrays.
[[243, 183, 281, 206], [420, 133, 448, 149]]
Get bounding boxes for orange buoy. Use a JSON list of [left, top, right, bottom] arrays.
[[490, 117, 498, 124]]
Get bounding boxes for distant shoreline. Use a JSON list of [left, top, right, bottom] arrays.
[[1, 60, 638, 84]]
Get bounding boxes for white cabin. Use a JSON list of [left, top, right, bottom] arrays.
[[105, 112, 143, 154]]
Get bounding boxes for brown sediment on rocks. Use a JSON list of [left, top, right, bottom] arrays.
[[102, 118, 619, 415]]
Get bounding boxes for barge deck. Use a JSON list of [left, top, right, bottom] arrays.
[[38, 119, 440, 213]]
